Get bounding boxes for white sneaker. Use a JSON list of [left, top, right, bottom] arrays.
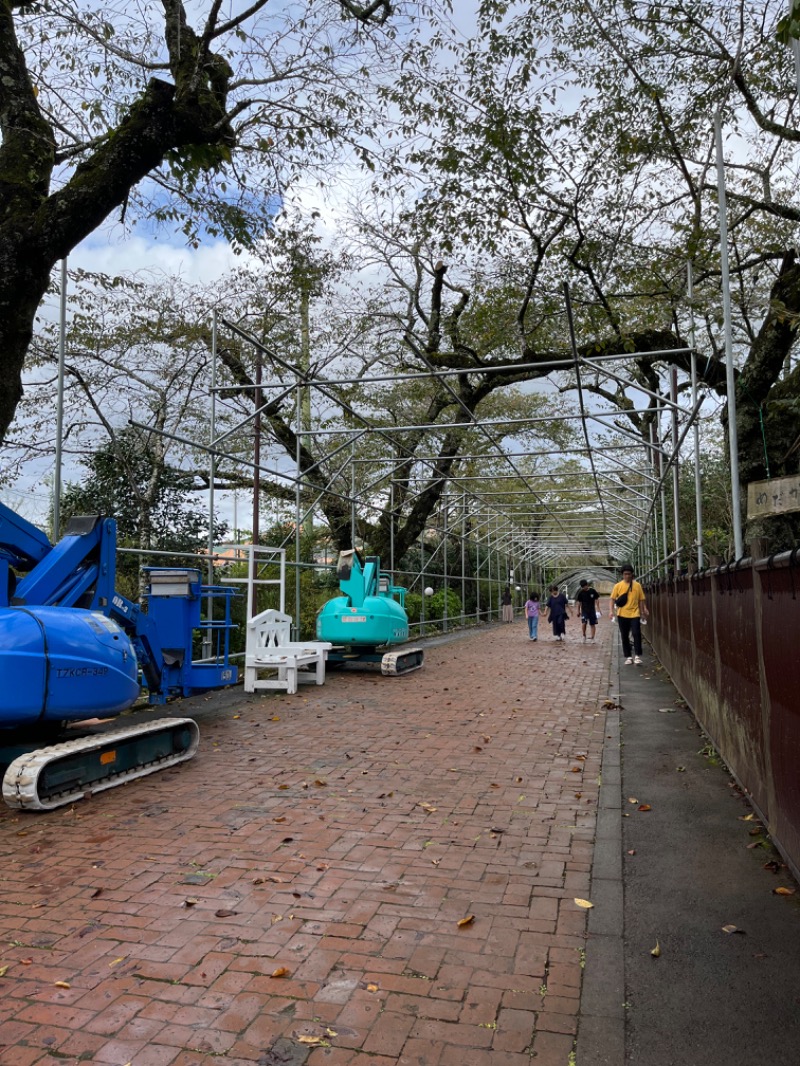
[[634, 656, 642, 665], [625, 657, 633, 665]]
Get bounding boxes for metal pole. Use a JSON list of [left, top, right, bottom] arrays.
[[714, 113, 745, 559], [488, 517, 494, 620], [204, 311, 217, 653], [420, 534, 426, 631], [476, 519, 482, 623], [656, 408, 669, 573], [648, 431, 658, 577], [294, 380, 302, 641], [350, 443, 356, 547], [649, 424, 662, 574], [688, 263, 704, 569], [495, 516, 501, 619], [53, 259, 67, 540], [461, 493, 466, 626], [670, 368, 681, 574], [390, 482, 395, 575], [251, 346, 262, 618], [443, 497, 449, 633]]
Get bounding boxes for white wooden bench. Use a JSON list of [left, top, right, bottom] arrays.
[[244, 609, 332, 695]]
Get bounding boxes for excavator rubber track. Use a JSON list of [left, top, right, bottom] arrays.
[[2, 717, 200, 812], [380, 647, 424, 676]]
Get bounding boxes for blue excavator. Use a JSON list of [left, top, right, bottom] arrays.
[[316, 550, 424, 675], [0, 502, 238, 811]]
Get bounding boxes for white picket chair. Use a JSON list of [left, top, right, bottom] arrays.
[[244, 609, 332, 695]]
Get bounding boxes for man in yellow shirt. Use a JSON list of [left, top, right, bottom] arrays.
[[609, 564, 649, 665]]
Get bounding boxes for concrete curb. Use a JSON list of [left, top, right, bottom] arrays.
[[576, 629, 626, 1065]]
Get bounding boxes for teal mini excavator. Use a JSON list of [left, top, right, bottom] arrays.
[[316, 550, 424, 675]]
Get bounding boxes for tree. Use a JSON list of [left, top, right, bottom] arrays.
[[0, 0, 418, 444], [60, 425, 226, 594], [382, 0, 800, 553], [8, 269, 216, 485]]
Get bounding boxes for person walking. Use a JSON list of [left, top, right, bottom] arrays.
[[610, 564, 649, 665], [575, 578, 600, 642], [545, 584, 570, 641], [524, 591, 540, 641], [501, 585, 514, 623]]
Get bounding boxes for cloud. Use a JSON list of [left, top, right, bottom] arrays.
[[70, 231, 253, 285]]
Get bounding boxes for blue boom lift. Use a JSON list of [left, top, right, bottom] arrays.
[[0, 503, 238, 811]]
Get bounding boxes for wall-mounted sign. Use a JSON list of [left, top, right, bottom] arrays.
[[747, 475, 800, 519]]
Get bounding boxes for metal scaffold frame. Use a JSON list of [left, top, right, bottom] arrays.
[[125, 279, 726, 638]]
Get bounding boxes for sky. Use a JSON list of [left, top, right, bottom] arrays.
[[5, 224, 250, 529]]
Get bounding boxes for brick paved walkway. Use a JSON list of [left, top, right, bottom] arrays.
[[0, 622, 612, 1066]]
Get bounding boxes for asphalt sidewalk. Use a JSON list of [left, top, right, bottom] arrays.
[[579, 629, 800, 1066]]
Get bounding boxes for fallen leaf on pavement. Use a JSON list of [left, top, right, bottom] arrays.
[[270, 967, 290, 978], [650, 941, 661, 958], [574, 898, 594, 909], [457, 915, 476, 927], [637, 804, 652, 812], [773, 887, 796, 896]]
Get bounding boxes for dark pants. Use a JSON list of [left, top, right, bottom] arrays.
[[618, 616, 642, 657]]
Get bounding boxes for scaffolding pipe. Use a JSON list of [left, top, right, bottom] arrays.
[[294, 380, 302, 640], [671, 368, 681, 573], [688, 262, 704, 569], [53, 258, 68, 541], [204, 310, 218, 657], [714, 113, 745, 559], [443, 497, 449, 633]]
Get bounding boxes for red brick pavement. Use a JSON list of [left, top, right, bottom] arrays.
[[0, 623, 611, 1066]]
